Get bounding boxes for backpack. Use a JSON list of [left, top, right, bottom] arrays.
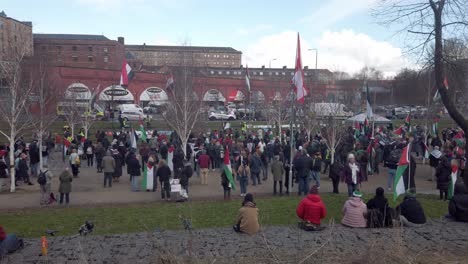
[[37, 170, 48, 185]]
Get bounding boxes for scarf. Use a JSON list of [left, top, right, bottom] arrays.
[[349, 162, 359, 184]]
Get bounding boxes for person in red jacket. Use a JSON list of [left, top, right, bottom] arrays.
[[296, 185, 327, 231], [198, 150, 211, 185]]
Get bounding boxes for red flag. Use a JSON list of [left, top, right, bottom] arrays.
[[393, 126, 404, 136], [292, 33, 307, 104], [120, 60, 133, 88], [399, 144, 410, 166]]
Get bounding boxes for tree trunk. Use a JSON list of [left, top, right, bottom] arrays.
[[330, 147, 335, 165], [9, 136, 15, 193], [430, 0, 468, 189]]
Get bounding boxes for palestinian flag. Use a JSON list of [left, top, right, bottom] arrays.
[[120, 60, 134, 88], [393, 143, 411, 201], [404, 114, 411, 130], [433, 77, 449, 102], [142, 162, 154, 191], [393, 126, 404, 137], [363, 118, 369, 135], [223, 147, 236, 190], [448, 164, 458, 199], [130, 129, 137, 150], [432, 122, 438, 136], [139, 116, 147, 142], [245, 65, 251, 92], [454, 131, 465, 146], [353, 122, 361, 139]]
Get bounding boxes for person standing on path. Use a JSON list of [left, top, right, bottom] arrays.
[[29, 141, 40, 178], [17, 153, 33, 185], [127, 152, 141, 192], [0, 157, 8, 192], [112, 149, 123, 182], [85, 142, 94, 168], [435, 156, 451, 201], [341, 154, 362, 197], [58, 167, 73, 205], [198, 150, 210, 185], [271, 155, 284, 196], [69, 149, 80, 178], [249, 151, 262, 186], [102, 151, 115, 188], [156, 159, 171, 200], [39, 165, 54, 205], [94, 143, 105, 173], [310, 152, 322, 188], [237, 156, 249, 197]]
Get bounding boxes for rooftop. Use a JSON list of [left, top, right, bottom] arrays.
[[125, 44, 241, 54], [33, 34, 110, 41], [0, 11, 32, 27]]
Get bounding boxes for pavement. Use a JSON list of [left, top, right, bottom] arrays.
[[0, 152, 441, 210], [3, 219, 468, 264]]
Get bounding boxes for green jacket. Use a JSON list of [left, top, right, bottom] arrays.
[[58, 170, 73, 193]]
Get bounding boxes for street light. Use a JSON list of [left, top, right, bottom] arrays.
[[269, 58, 277, 68], [308, 49, 318, 70]]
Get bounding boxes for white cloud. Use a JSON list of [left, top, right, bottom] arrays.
[[236, 24, 273, 36], [242, 30, 408, 76]]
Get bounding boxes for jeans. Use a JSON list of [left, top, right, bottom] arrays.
[[59, 193, 70, 204], [251, 172, 261, 185], [298, 177, 309, 196], [96, 158, 103, 172], [210, 156, 216, 169], [387, 169, 396, 189], [310, 171, 320, 187], [399, 215, 425, 228], [347, 183, 357, 197], [131, 175, 139, 191], [262, 165, 268, 180], [87, 154, 94, 167], [71, 164, 79, 177], [30, 163, 40, 177], [161, 180, 170, 199], [239, 176, 248, 194], [104, 172, 113, 187]]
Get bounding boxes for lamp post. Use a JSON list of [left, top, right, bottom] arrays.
[[269, 58, 277, 68], [308, 49, 318, 70]]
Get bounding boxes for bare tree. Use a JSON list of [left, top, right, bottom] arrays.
[[353, 66, 384, 81], [375, 0, 468, 188], [60, 93, 82, 137], [0, 53, 35, 192], [319, 104, 347, 165], [162, 50, 205, 157]]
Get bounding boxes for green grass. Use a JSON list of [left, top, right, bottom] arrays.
[[0, 194, 448, 238]]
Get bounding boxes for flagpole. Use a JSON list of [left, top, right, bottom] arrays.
[[407, 143, 411, 191], [289, 91, 295, 193]]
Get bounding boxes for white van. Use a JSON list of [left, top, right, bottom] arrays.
[[116, 104, 143, 113]]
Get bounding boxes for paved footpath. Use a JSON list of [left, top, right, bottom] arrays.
[[2, 219, 468, 264], [0, 152, 440, 210]]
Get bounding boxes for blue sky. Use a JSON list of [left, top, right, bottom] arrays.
[[3, 0, 408, 75]]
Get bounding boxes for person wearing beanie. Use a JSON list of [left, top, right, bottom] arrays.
[[396, 190, 426, 227], [296, 185, 327, 231], [342, 190, 367, 228], [234, 193, 259, 235], [367, 187, 395, 227], [341, 153, 362, 197]]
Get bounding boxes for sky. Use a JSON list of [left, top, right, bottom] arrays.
[[3, 0, 413, 76]]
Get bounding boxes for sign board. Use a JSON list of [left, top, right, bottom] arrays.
[[99, 85, 134, 101]]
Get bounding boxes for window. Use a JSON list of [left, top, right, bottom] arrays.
[[253, 71, 257, 75], [210, 70, 214, 74], [226, 71, 230, 75], [57, 55, 62, 62], [218, 71, 222, 75], [259, 72, 263, 76], [104, 56, 108, 63], [88, 56, 93, 62], [304, 72, 308, 76], [282, 72, 286, 76], [41, 46, 46, 51], [72, 56, 78, 62], [275, 72, 279, 76], [72, 46, 77, 51], [103, 47, 108, 53], [57, 46, 62, 54], [88, 46, 93, 52]]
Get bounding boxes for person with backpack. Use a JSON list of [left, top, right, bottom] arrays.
[[384, 145, 400, 191], [69, 149, 80, 178], [0, 226, 24, 257], [94, 142, 105, 173], [38, 164, 54, 205]]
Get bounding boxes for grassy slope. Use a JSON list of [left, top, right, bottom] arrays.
[[1, 194, 448, 238]]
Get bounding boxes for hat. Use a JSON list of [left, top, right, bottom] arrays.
[[309, 185, 319, 195], [298, 146, 303, 151], [352, 190, 363, 198], [347, 153, 355, 160]]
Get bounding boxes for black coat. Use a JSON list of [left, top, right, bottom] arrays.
[[293, 155, 311, 178], [367, 196, 394, 227], [397, 197, 426, 224], [127, 157, 141, 176], [449, 194, 468, 222], [156, 165, 171, 182], [436, 160, 451, 191]]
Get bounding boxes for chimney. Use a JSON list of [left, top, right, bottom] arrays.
[[261, 65, 265, 69], [304, 66, 308, 70], [283, 66, 287, 69], [240, 65, 243, 69], [117, 37, 125, 45]]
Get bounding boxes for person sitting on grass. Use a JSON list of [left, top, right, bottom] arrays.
[[396, 189, 426, 227], [296, 185, 327, 231], [233, 193, 259, 235], [342, 190, 367, 228], [448, 182, 468, 222], [366, 187, 395, 228], [0, 226, 24, 257]]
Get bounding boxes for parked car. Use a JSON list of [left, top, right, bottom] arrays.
[[208, 110, 236, 121], [121, 110, 150, 122]]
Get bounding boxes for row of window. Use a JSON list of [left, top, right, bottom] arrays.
[[68, 55, 109, 62], [41, 45, 109, 53], [204, 54, 234, 59]]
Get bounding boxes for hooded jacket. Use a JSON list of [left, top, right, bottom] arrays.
[[237, 202, 260, 235], [342, 197, 367, 228], [296, 194, 327, 225]]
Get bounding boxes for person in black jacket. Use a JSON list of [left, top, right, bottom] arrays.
[[367, 187, 394, 227], [429, 146, 442, 181], [17, 153, 32, 185], [294, 150, 312, 196], [156, 159, 171, 200], [328, 158, 343, 194], [396, 191, 426, 227], [126, 152, 141, 192], [436, 156, 451, 200], [180, 160, 193, 194], [449, 182, 468, 222], [0, 158, 8, 192]]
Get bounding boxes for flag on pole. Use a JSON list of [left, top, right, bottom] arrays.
[[363, 118, 369, 135], [393, 143, 411, 201], [433, 77, 449, 102], [366, 83, 373, 120], [245, 65, 251, 92], [353, 122, 361, 139], [453, 131, 465, 146], [223, 147, 236, 190], [120, 60, 134, 88], [139, 116, 147, 142], [292, 33, 307, 104], [448, 164, 458, 199], [393, 126, 404, 137], [142, 162, 154, 191], [432, 123, 438, 136]]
